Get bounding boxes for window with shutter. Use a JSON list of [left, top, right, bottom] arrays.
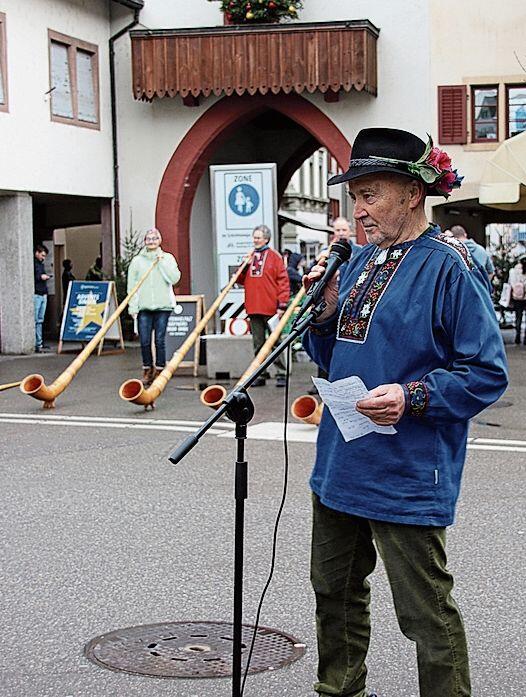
[[507, 84, 526, 138], [48, 30, 99, 129], [51, 41, 74, 118], [0, 13, 7, 111], [471, 85, 498, 142], [76, 49, 97, 123], [438, 85, 467, 145]]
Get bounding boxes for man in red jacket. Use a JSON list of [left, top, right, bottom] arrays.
[[238, 224, 290, 386]]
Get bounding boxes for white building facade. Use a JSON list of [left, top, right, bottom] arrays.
[[0, 0, 140, 353], [1, 0, 525, 352]]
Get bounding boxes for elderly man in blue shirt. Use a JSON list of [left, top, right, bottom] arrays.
[[303, 128, 508, 697]]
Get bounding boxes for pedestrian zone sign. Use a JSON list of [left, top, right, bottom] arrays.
[[210, 163, 278, 323], [58, 281, 124, 355]]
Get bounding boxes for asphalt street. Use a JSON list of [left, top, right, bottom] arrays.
[[0, 336, 524, 697]]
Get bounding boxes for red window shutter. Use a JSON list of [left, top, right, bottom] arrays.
[[438, 85, 467, 144]]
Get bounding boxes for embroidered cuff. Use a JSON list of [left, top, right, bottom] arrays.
[[404, 380, 429, 417], [309, 314, 338, 336]]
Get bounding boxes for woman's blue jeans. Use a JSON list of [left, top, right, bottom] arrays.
[[138, 310, 171, 368]]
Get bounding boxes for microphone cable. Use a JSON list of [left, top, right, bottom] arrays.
[[240, 341, 293, 695]]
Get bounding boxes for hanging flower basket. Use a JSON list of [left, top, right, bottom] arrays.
[[210, 0, 303, 25]]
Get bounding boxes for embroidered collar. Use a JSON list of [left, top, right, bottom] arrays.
[[372, 225, 435, 265]]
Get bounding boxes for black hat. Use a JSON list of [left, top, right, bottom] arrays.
[[328, 128, 462, 198]]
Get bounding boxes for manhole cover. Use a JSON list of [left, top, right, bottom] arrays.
[[85, 621, 306, 678]]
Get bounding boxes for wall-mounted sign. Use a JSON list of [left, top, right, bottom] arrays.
[[164, 295, 205, 377], [210, 163, 278, 321]]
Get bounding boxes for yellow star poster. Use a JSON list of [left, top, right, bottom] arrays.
[[58, 281, 124, 354]]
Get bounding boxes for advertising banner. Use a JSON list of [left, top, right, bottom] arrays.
[[59, 281, 123, 354]]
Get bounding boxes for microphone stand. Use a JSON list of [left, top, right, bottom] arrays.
[[168, 299, 327, 697]]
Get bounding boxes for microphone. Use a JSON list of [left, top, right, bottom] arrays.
[[306, 240, 352, 304]]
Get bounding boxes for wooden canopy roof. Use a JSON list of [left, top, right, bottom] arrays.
[[131, 20, 379, 101]]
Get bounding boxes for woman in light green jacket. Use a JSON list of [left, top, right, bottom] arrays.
[[127, 229, 181, 385]]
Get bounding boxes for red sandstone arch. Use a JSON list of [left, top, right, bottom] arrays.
[[156, 93, 352, 293]]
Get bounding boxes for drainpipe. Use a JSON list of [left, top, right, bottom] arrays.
[[109, 7, 141, 264]]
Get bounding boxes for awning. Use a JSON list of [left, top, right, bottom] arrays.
[[278, 210, 331, 233], [479, 130, 526, 210]]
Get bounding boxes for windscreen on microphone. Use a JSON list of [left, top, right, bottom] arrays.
[[326, 240, 353, 263], [306, 240, 352, 300]]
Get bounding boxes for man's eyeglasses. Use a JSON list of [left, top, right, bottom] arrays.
[[145, 236, 160, 242]]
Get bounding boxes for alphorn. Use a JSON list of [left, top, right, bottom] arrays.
[[119, 256, 252, 408], [200, 286, 307, 409], [20, 258, 160, 409], [0, 381, 22, 392]]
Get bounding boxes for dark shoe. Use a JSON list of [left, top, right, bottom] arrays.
[[252, 376, 266, 387], [307, 386, 319, 396], [276, 374, 287, 387], [35, 346, 51, 353], [141, 367, 154, 387], [152, 367, 164, 381]]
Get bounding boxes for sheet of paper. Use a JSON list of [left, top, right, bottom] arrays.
[[312, 375, 397, 442], [267, 313, 281, 332]]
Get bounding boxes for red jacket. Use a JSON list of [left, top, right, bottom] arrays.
[[238, 247, 290, 316]]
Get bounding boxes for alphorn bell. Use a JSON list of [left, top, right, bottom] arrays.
[[290, 245, 339, 426], [119, 256, 253, 408], [200, 286, 307, 409], [20, 258, 160, 409]]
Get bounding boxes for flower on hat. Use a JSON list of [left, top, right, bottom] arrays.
[[370, 135, 463, 198]]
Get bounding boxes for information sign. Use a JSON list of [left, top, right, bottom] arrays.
[[210, 163, 278, 322], [58, 281, 124, 354], [164, 295, 205, 376]]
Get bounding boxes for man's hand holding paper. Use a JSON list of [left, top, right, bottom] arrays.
[[312, 375, 398, 442]]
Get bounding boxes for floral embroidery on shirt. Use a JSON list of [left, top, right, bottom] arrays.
[[249, 249, 268, 277], [405, 380, 429, 416], [433, 233, 475, 271], [338, 247, 411, 343]]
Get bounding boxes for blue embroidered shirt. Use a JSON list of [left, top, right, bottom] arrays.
[[303, 226, 508, 527]]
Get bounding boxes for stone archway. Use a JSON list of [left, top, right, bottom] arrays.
[[156, 93, 351, 293]]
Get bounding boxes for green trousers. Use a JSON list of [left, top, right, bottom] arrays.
[[311, 495, 471, 697], [248, 314, 286, 375]]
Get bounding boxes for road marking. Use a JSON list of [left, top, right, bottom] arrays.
[[0, 412, 235, 429], [0, 415, 230, 436], [218, 421, 319, 443], [466, 443, 526, 453], [468, 437, 526, 446], [1, 415, 526, 453]]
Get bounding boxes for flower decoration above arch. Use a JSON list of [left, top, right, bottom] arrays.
[[210, 0, 303, 24]]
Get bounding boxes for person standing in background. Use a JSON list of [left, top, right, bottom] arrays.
[[61, 259, 75, 305], [509, 256, 526, 344], [237, 225, 290, 387], [127, 229, 181, 387], [86, 257, 104, 282], [286, 252, 306, 295], [450, 225, 495, 281], [33, 244, 51, 353]]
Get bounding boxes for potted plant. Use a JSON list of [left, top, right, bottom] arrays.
[[211, 0, 303, 25]]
